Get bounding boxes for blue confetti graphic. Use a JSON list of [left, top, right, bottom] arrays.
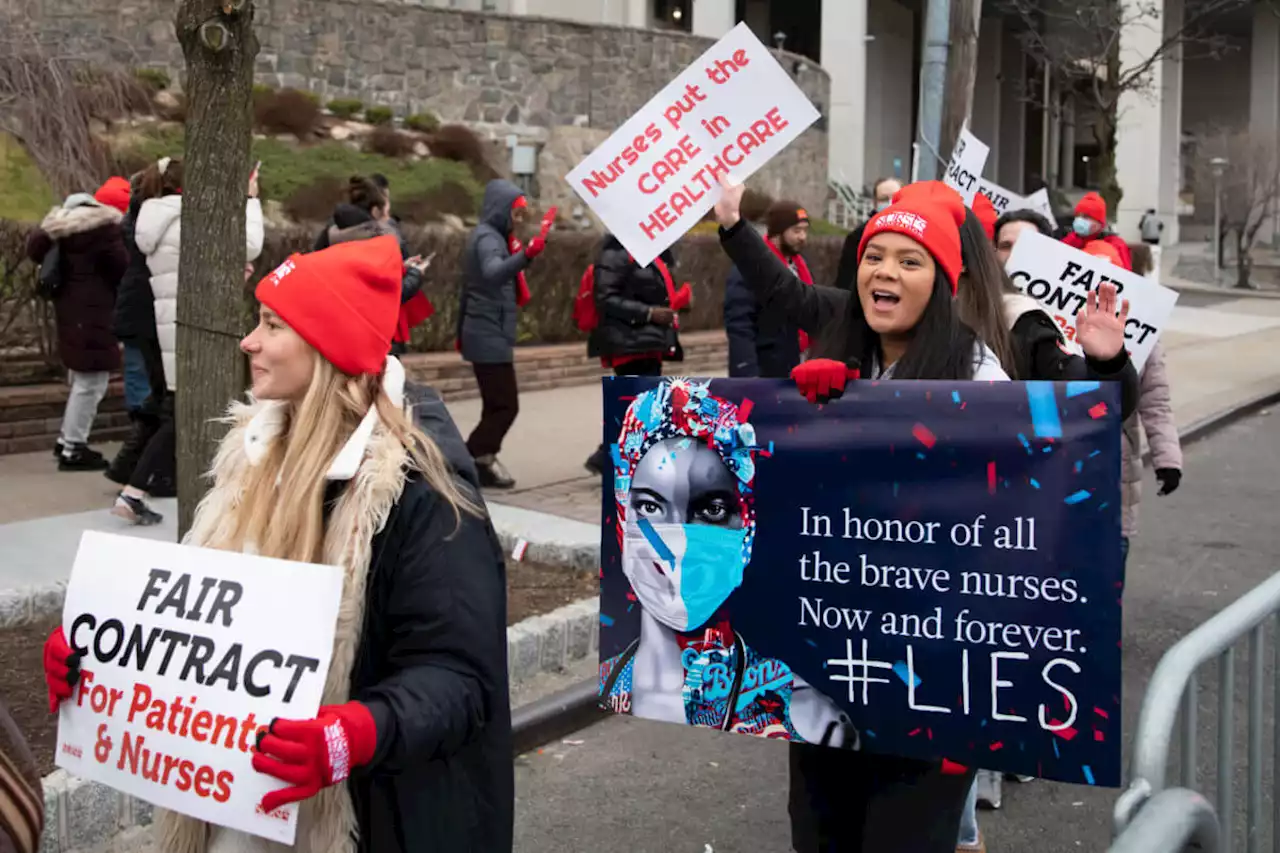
[[1064, 490, 1092, 505], [893, 662, 922, 688], [1083, 765, 1096, 785], [1026, 384, 1064, 438], [917, 452, 926, 460], [1029, 478, 1041, 489], [1017, 433, 1032, 454], [952, 391, 962, 404], [1074, 460, 1083, 473], [1066, 381, 1102, 398], [1053, 739, 1060, 758], [600, 613, 615, 627]]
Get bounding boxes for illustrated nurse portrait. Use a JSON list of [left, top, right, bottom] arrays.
[[600, 378, 855, 747]]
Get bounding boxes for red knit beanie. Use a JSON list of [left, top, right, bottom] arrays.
[[94, 177, 131, 214], [255, 235, 402, 376], [1075, 192, 1107, 224], [859, 181, 967, 294], [971, 193, 997, 241]]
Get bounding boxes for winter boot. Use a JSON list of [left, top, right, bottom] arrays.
[[584, 445, 610, 476], [58, 444, 109, 472], [474, 455, 516, 490], [105, 413, 158, 486]]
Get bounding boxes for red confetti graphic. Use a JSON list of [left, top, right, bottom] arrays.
[[1048, 721, 1079, 741], [737, 398, 754, 422], [1094, 730, 1106, 742], [941, 759, 968, 775], [989, 742, 1004, 751], [912, 423, 937, 449], [1094, 707, 1110, 719], [1089, 402, 1109, 419], [908, 728, 922, 737], [987, 461, 997, 495]]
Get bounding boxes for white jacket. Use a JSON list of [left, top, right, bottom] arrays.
[[135, 195, 265, 391]]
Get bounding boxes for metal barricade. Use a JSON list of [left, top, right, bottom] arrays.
[[1111, 570, 1280, 853]]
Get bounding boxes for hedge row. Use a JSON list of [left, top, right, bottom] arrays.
[[1, 218, 850, 359]]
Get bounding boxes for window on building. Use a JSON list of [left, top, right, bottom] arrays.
[[653, 0, 692, 32]]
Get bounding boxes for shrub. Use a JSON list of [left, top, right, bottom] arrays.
[[394, 180, 479, 224], [133, 67, 171, 91], [364, 126, 416, 158], [364, 105, 394, 127], [254, 88, 321, 139], [252, 83, 274, 101], [327, 98, 363, 120], [404, 112, 440, 134], [282, 176, 346, 224], [427, 124, 498, 182]]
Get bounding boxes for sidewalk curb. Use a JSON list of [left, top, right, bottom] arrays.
[[34, 595, 601, 853]]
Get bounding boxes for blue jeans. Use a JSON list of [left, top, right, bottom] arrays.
[[122, 343, 150, 412], [958, 777, 980, 845]]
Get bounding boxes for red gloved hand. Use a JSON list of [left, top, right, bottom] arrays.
[[790, 359, 860, 405], [253, 702, 377, 814], [670, 282, 693, 312], [524, 235, 546, 260], [43, 627, 82, 714]]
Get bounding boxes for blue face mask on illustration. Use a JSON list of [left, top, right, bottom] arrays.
[[623, 519, 748, 633], [1072, 216, 1098, 237]]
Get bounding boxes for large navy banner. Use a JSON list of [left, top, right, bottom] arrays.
[[598, 377, 1123, 787]]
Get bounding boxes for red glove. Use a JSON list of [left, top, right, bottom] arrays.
[[253, 702, 377, 814], [43, 627, 82, 714], [791, 359, 860, 405], [670, 282, 692, 312], [524, 235, 546, 260]]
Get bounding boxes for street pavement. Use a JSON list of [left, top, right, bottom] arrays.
[[512, 410, 1280, 853]]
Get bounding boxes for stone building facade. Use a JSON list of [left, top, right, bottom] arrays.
[[6, 0, 830, 214]]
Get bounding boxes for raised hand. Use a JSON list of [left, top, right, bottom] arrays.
[[1075, 282, 1130, 361], [714, 172, 745, 229]]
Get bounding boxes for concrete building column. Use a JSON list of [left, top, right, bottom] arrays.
[[692, 0, 736, 37], [1250, 4, 1280, 245], [1115, 0, 1182, 242], [970, 16, 1002, 169], [997, 23, 1027, 190], [822, 0, 868, 190], [1059, 95, 1076, 190]]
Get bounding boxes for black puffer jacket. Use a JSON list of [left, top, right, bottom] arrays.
[[590, 236, 680, 361], [112, 193, 156, 342], [724, 263, 803, 378]]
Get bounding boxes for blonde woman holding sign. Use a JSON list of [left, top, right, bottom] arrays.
[[45, 235, 513, 853]]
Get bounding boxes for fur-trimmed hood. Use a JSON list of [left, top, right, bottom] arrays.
[[39, 201, 122, 239], [155, 358, 411, 853]]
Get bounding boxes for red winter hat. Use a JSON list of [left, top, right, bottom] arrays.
[[255, 235, 402, 376], [971, 193, 997, 241], [860, 181, 967, 295], [94, 177, 130, 214], [1075, 192, 1107, 224]]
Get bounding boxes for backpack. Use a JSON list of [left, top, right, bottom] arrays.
[[36, 241, 65, 300], [574, 265, 598, 332]]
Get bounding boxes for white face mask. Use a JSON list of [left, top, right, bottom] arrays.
[[622, 519, 747, 633]]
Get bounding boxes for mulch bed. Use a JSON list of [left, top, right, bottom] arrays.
[[0, 559, 596, 776]]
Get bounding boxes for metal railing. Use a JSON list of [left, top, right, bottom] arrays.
[[826, 179, 874, 231], [1111, 569, 1280, 852]]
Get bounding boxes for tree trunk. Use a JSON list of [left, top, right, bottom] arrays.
[[1096, 113, 1122, 218], [1235, 228, 1253, 289], [940, 0, 983, 160], [174, 1, 258, 537]]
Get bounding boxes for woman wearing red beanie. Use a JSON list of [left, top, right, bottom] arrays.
[[1064, 191, 1133, 270], [43, 235, 514, 853], [715, 174, 999, 852]]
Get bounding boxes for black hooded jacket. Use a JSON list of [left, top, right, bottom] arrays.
[[112, 192, 158, 342], [458, 180, 530, 365], [589, 236, 680, 361]]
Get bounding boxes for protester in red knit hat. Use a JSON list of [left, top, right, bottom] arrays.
[[971, 191, 998, 241], [1064, 191, 1134, 270], [714, 173, 1005, 850], [93, 176, 130, 214], [45, 234, 515, 853]]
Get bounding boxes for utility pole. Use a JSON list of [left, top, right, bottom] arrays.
[[940, 0, 982, 163], [915, 0, 951, 180], [174, 0, 258, 536]]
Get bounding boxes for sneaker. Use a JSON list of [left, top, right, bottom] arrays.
[[111, 494, 163, 526], [52, 438, 65, 459], [956, 832, 986, 853], [475, 456, 516, 490], [58, 444, 109, 472], [975, 769, 1002, 810]]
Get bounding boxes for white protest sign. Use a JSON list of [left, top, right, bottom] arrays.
[[1024, 188, 1059, 229], [1005, 230, 1178, 371], [976, 178, 1023, 217], [565, 22, 820, 267], [943, 127, 990, 205], [56, 531, 343, 845]]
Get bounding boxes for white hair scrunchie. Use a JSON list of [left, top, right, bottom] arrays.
[[157, 156, 172, 175]]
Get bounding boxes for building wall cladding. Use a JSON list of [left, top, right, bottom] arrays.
[[8, 0, 831, 211]]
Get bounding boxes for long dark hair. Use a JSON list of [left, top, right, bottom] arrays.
[[955, 208, 1019, 377], [811, 267, 980, 381]]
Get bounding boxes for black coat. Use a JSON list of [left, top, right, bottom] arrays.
[[590, 237, 680, 360], [833, 221, 868, 293], [724, 264, 803, 378], [348, 469, 512, 853], [112, 194, 157, 342], [26, 202, 127, 373]]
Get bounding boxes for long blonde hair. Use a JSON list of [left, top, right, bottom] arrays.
[[215, 355, 478, 564]]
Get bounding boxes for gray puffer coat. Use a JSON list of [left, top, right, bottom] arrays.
[[458, 180, 530, 364], [1122, 343, 1182, 537]]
